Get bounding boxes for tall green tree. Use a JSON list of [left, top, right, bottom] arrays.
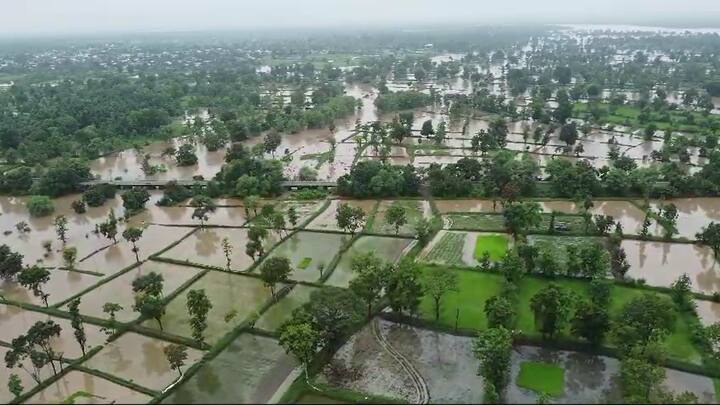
[[67, 298, 87, 356], [530, 284, 575, 339], [423, 267, 458, 321], [473, 326, 513, 402], [186, 289, 213, 345], [259, 257, 291, 296]]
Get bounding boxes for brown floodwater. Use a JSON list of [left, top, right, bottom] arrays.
[[306, 199, 377, 232], [0, 269, 99, 307], [68, 261, 202, 323], [0, 304, 105, 359], [695, 299, 720, 326], [84, 332, 204, 392], [434, 199, 500, 213], [0, 347, 49, 403], [159, 227, 279, 271], [646, 198, 720, 240], [25, 370, 152, 404], [142, 272, 276, 344], [622, 240, 720, 294]]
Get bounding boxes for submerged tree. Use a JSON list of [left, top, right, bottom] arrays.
[[54, 215, 69, 245], [18, 265, 51, 307], [221, 237, 233, 271], [122, 226, 144, 263], [384, 203, 408, 235], [163, 344, 188, 377], [67, 298, 87, 356], [186, 289, 213, 345], [260, 257, 291, 297]]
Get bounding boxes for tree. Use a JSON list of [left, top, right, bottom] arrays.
[[163, 344, 188, 377], [101, 302, 123, 337], [25, 321, 62, 375], [0, 245, 23, 281], [190, 195, 217, 227], [414, 218, 432, 245], [121, 188, 150, 213], [287, 207, 299, 228], [175, 144, 198, 166], [67, 298, 87, 356], [485, 296, 515, 329], [63, 247, 77, 271], [283, 287, 364, 345], [503, 202, 542, 241], [186, 289, 213, 345], [349, 253, 387, 319], [473, 326, 513, 401], [246, 225, 268, 262], [18, 265, 51, 307], [263, 132, 282, 157], [670, 273, 693, 311], [279, 322, 320, 380], [423, 267, 458, 321], [54, 215, 69, 245], [530, 284, 575, 339], [132, 272, 164, 297], [385, 259, 422, 315], [98, 210, 119, 243], [335, 203, 365, 235], [434, 121, 447, 144], [613, 294, 676, 353], [122, 227, 144, 263], [571, 300, 610, 345], [384, 203, 408, 234], [420, 119, 434, 137], [221, 237, 233, 271], [27, 196, 54, 217], [259, 256, 291, 296], [559, 123, 578, 146], [696, 222, 720, 256], [8, 373, 23, 398], [243, 195, 259, 218], [132, 272, 165, 330]]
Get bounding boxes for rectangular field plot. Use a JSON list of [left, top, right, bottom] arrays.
[[418, 231, 509, 267], [162, 334, 298, 404], [527, 235, 606, 267], [0, 304, 105, 359], [137, 204, 248, 227], [264, 231, 348, 282], [25, 370, 152, 404], [589, 200, 649, 235], [66, 261, 202, 323], [254, 285, 319, 332], [370, 200, 431, 236], [306, 199, 377, 232], [646, 198, 720, 240], [623, 240, 720, 294], [325, 236, 415, 288], [434, 199, 500, 214], [443, 213, 505, 231], [0, 269, 99, 306], [84, 332, 203, 392], [79, 225, 195, 275], [246, 200, 325, 229], [142, 272, 276, 344], [159, 228, 279, 271]]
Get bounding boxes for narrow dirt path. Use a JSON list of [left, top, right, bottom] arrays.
[[371, 319, 430, 404]]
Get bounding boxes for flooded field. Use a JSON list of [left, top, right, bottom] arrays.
[[623, 240, 720, 294], [142, 271, 275, 343], [0, 304, 105, 359], [159, 228, 279, 271], [162, 333, 297, 404], [325, 236, 415, 287], [266, 231, 347, 282], [0, 347, 46, 403], [25, 370, 152, 404], [68, 261, 201, 323], [695, 299, 720, 326], [434, 199, 500, 214], [646, 198, 720, 240], [306, 199, 378, 232], [0, 269, 99, 306], [254, 285, 319, 332], [84, 332, 203, 392], [371, 200, 431, 235]]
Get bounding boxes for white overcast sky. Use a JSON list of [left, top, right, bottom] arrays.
[[3, 0, 720, 35]]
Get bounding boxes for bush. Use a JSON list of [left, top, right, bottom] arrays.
[[26, 196, 54, 217]]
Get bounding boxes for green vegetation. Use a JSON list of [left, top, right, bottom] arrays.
[[473, 234, 509, 261], [516, 361, 564, 396], [298, 257, 313, 269], [421, 232, 466, 266]]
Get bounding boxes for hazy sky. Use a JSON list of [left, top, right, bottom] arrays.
[[4, 0, 720, 36]]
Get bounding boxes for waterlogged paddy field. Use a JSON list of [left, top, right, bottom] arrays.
[[306, 199, 378, 232], [323, 319, 716, 404], [646, 198, 720, 240], [0, 268, 99, 306], [159, 227, 279, 271], [254, 285, 319, 332], [25, 370, 152, 404], [623, 240, 720, 294], [85, 332, 203, 391], [325, 236, 415, 288], [266, 231, 348, 282], [67, 261, 202, 323], [163, 334, 298, 404], [371, 200, 431, 236], [142, 271, 276, 344]]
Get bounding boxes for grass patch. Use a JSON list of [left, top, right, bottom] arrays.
[[516, 361, 564, 396], [473, 233, 509, 261], [298, 257, 313, 269], [527, 235, 605, 267]]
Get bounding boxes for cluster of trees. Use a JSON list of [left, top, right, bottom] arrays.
[[374, 91, 434, 112], [337, 160, 419, 198], [215, 143, 285, 198]]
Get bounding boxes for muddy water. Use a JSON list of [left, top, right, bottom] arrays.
[[162, 334, 298, 404], [85, 332, 203, 392], [143, 272, 275, 344], [373, 200, 431, 235], [325, 236, 414, 288], [0, 269, 99, 306], [434, 199, 501, 214], [590, 200, 648, 235], [622, 240, 720, 294], [0, 304, 105, 358], [306, 199, 377, 232], [0, 346, 48, 403], [266, 231, 348, 282], [694, 299, 720, 326], [254, 285, 319, 332], [68, 261, 201, 323], [646, 198, 720, 240], [159, 227, 278, 271], [25, 370, 152, 404]]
